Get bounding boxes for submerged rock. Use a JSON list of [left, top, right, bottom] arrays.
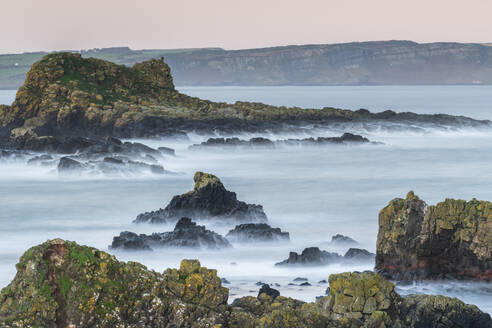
[[111, 217, 231, 250], [0, 239, 490, 327], [275, 247, 342, 266], [134, 171, 268, 223], [376, 191, 492, 281], [225, 223, 289, 243], [57, 156, 85, 172]]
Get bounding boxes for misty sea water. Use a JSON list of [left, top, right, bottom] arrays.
[[0, 86, 491, 313]]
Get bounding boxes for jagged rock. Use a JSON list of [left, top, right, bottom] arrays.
[[27, 154, 53, 164], [343, 248, 375, 261], [330, 234, 358, 245], [134, 171, 268, 223], [0, 240, 490, 327], [376, 191, 492, 281], [258, 284, 280, 300], [275, 247, 342, 266], [111, 217, 231, 250], [225, 223, 289, 243]]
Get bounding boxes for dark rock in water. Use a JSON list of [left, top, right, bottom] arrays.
[[190, 133, 374, 150], [158, 146, 175, 156], [318, 279, 327, 284], [103, 157, 124, 165], [330, 234, 358, 245], [3, 240, 490, 327], [111, 217, 231, 250], [150, 164, 165, 174], [134, 171, 268, 223], [376, 191, 492, 281], [109, 231, 152, 251], [57, 157, 84, 172], [300, 282, 311, 286], [225, 223, 289, 243], [275, 247, 342, 266], [258, 284, 280, 300], [344, 248, 375, 261], [221, 278, 230, 284], [293, 277, 308, 282]]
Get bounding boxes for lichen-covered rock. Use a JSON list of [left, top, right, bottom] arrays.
[[226, 223, 289, 243], [111, 217, 231, 250], [376, 191, 492, 281], [0, 240, 490, 327], [134, 171, 268, 223], [0, 239, 230, 327], [275, 247, 342, 266]]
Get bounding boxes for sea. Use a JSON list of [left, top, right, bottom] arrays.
[[1, 86, 491, 313]]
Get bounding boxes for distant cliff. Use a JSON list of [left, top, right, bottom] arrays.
[[2, 41, 492, 88]]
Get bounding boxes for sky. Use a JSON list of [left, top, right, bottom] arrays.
[[1, 0, 491, 54]]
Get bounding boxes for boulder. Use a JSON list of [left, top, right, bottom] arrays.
[[258, 284, 280, 300], [57, 157, 84, 172], [376, 191, 492, 281], [225, 223, 289, 243], [111, 217, 231, 250], [134, 171, 268, 223], [343, 248, 375, 261], [275, 247, 342, 266]]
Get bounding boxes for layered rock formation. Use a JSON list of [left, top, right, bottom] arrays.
[[1, 239, 490, 327], [111, 217, 231, 250], [376, 191, 492, 281], [225, 223, 290, 243], [1, 52, 490, 145], [134, 172, 267, 223]]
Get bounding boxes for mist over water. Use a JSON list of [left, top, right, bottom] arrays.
[[1, 87, 492, 313]]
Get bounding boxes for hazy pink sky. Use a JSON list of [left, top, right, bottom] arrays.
[[2, 0, 491, 53]]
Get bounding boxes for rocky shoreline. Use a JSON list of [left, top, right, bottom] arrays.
[[0, 239, 490, 327]]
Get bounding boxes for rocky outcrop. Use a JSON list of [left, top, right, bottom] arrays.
[[257, 284, 280, 300], [225, 223, 289, 243], [1, 52, 490, 144], [111, 217, 231, 250], [190, 133, 373, 150], [376, 191, 492, 281], [275, 247, 342, 266], [0, 239, 490, 327], [276, 247, 375, 266], [134, 171, 267, 223], [330, 234, 359, 245]]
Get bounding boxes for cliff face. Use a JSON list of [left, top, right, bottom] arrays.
[[376, 191, 492, 281], [163, 41, 492, 86], [1, 239, 490, 327], [2, 41, 492, 88]]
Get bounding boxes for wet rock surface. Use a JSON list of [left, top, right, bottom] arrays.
[[376, 191, 492, 281], [225, 223, 289, 243], [134, 171, 268, 223], [111, 217, 231, 250], [0, 239, 490, 327]]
